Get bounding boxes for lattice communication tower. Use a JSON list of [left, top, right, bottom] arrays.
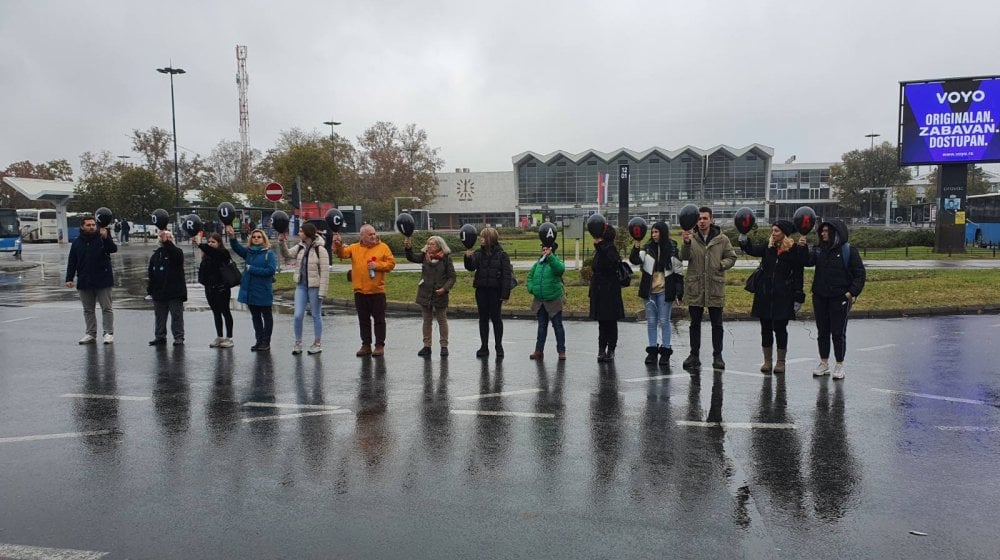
[[236, 45, 250, 188]]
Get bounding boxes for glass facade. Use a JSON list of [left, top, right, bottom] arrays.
[[770, 167, 833, 200], [516, 147, 770, 217]]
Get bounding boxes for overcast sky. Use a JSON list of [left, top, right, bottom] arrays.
[[2, 0, 999, 177]]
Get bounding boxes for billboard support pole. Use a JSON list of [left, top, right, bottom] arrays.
[[934, 163, 968, 253]]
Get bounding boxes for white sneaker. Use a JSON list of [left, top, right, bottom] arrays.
[[292, 342, 303, 355], [307, 343, 322, 355], [210, 336, 225, 348], [79, 334, 96, 345], [218, 338, 234, 348], [102, 333, 114, 344], [812, 362, 830, 376], [832, 363, 845, 379]]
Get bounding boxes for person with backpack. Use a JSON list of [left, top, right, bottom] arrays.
[[464, 227, 512, 358], [680, 207, 737, 370], [196, 231, 235, 348], [227, 225, 277, 351], [739, 220, 809, 375], [630, 221, 683, 366], [589, 224, 625, 362], [527, 241, 566, 361], [405, 235, 457, 358], [147, 230, 187, 346], [801, 219, 866, 380], [278, 223, 330, 355]]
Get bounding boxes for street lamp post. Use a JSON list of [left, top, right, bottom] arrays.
[[394, 196, 421, 220], [157, 65, 185, 230], [863, 132, 881, 222]]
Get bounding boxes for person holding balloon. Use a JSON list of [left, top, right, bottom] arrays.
[[226, 223, 277, 351], [195, 231, 236, 349], [737, 213, 809, 375], [65, 211, 117, 344], [278, 222, 330, 355], [586, 214, 625, 362], [333, 223, 396, 357], [679, 205, 737, 370], [629, 219, 683, 366], [527, 223, 566, 361], [404, 235, 456, 357], [146, 229, 187, 346], [464, 226, 512, 358]]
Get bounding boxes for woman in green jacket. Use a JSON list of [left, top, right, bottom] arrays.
[[527, 242, 566, 360]]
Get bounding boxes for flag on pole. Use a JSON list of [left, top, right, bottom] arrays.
[[597, 172, 608, 205]]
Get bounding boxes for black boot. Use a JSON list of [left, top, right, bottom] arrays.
[[596, 343, 607, 363], [659, 346, 673, 366], [645, 346, 659, 365], [683, 352, 700, 369], [605, 346, 616, 361], [712, 353, 726, 369]]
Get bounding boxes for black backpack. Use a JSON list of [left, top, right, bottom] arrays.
[[616, 261, 633, 287]]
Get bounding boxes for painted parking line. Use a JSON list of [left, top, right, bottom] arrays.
[[990, 323, 1000, 328], [454, 389, 543, 401], [242, 402, 341, 411], [621, 373, 692, 383], [0, 543, 108, 559], [856, 344, 897, 352], [723, 369, 769, 379], [936, 426, 1000, 432], [0, 430, 113, 445], [676, 421, 796, 429], [61, 394, 150, 401], [785, 357, 815, 365], [450, 409, 556, 419], [1, 316, 36, 324], [241, 410, 352, 423], [871, 388, 993, 406]]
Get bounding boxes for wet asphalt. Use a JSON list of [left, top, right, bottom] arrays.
[[0, 244, 999, 559]]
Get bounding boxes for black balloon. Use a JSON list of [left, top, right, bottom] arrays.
[[271, 210, 290, 234], [181, 214, 203, 236], [217, 202, 236, 226], [734, 207, 756, 234], [678, 204, 700, 231], [627, 217, 648, 241], [395, 212, 415, 237], [538, 222, 557, 247], [151, 208, 170, 231], [324, 208, 344, 233], [95, 207, 113, 228], [459, 224, 478, 249], [586, 213, 607, 238], [793, 206, 817, 235]]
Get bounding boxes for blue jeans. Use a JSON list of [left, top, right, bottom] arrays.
[[293, 284, 322, 342], [535, 305, 566, 353], [645, 292, 672, 347]]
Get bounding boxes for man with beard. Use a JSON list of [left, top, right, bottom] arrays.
[[65, 215, 117, 344]]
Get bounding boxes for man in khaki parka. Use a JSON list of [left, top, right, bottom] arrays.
[[680, 206, 737, 370]]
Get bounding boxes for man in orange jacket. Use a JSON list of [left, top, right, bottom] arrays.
[[333, 224, 396, 356]]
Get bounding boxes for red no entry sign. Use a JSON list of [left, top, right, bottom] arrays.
[[265, 182, 283, 202]]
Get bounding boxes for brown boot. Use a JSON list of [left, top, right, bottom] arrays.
[[529, 351, 543, 360], [372, 344, 385, 357], [356, 344, 372, 357], [760, 346, 773, 374], [773, 349, 787, 374]]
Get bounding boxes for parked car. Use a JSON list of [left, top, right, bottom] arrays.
[[130, 223, 159, 239]]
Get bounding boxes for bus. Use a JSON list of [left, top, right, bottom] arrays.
[[17, 208, 59, 242], [966, 193, 1000, 247], [0, 208, 21, 253]]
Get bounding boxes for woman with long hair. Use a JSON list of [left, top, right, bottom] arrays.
[[464, 227, 512, 358], [739, 220, 809, 374], [278, 223, 330, 355], [405, 235, 457, 357], [196, 231, 235, 348], [629, 222, 683, 365], [226, 225, 277, 351]]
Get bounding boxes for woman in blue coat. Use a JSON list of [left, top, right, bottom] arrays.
[[227, 225, 277, 351]]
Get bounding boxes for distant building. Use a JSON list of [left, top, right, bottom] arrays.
[[768, 162, 839, 220]]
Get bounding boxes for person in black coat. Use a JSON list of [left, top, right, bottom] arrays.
[[196, 231, 234, 348], [464, 227, 512, 358], [739, 220, 809, 374], [801, 219, 866, 380], [147, 230, 187, 346], [65, 215, 117, 344], [589, 224, 625, 362]]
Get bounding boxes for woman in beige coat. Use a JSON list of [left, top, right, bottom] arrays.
[[278, 223, 330, 355]]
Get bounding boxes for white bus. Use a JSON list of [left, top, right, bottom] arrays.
[[17, 208, 59, 242]]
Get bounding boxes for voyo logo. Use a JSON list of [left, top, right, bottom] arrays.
[[936, 90, 986, 104]]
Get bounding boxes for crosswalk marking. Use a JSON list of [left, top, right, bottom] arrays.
[[0, 430, 113, 445]]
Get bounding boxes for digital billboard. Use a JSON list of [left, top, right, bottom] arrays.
[[898, 76, 1000, 165]]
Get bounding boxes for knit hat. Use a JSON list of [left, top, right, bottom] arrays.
[[773, 220, 795, 236]]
